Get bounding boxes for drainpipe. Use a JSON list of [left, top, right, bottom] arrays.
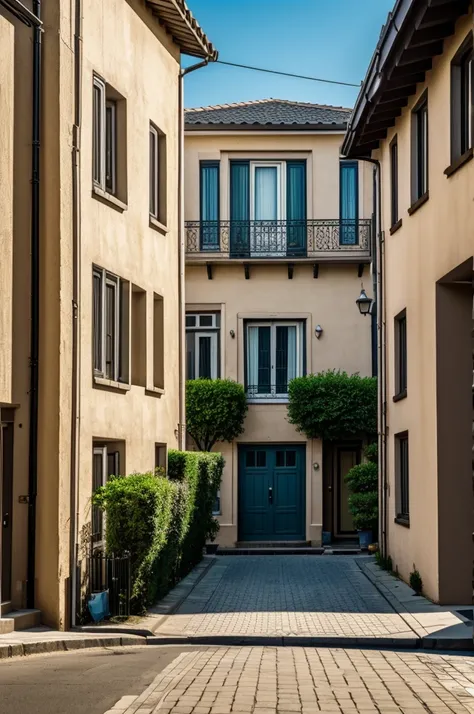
[[26, 0, 42, 610], [70, 0, 82, 628], [352, 156, 387, 559], [177, 59, 210, 450]]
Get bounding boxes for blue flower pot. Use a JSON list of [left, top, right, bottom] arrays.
[[358, 530, 372, 550]]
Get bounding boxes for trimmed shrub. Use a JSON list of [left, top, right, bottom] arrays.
[[348, 492, 378, 532], [186, 379, 248, 451], [287, 370, 377, 441], [93, 450, 224, 614], [345, 462, 378, 494], [345, 443, 379, 533]]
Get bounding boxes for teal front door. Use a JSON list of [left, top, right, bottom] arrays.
[[238, 445, 305, 541]]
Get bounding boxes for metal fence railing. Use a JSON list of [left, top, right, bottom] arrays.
[[87, 552, 131, 619]]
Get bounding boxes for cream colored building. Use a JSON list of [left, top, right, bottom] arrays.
[[184, 100, 374, 548], [343, 1, 473, 603], [0, 0, 215, 630]]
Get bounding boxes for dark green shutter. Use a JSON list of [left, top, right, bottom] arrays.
[[230, 161, 250, 257], [286, 161, 307, 256], [200, 161, 219, 249]]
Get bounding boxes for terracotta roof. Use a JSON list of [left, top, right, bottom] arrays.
[[185, 98, 352, 130], [145, 0, 217, 60]]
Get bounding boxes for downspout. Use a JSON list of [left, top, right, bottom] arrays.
[[26, 0, 42, 610], [177, 59, 209, 450], [70, 0, 82, 628], [353, 156, 387, 559]]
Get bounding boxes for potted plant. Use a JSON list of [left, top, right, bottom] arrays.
[[345, 444, 378, 550], [205, 517, 220, 554]]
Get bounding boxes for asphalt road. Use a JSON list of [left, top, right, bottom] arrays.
[[0, 645, 202, 714]]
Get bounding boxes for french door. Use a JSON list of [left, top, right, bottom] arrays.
[[250, 162, 285, 257]]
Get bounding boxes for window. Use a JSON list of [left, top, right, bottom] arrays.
[[149, 122, 167, 225], [395, 432, 409, 524], [390, 136, 399, 228], [411, 93, 428, 205], [394, 310, 407, 399], [155, 443, 167, 473], [246, 321, 304, 399], [93, 75, 126, 200], [92, 443, 121, 546], [340, 161, 359, 245], [186, 312, 220, 380], [200, 161, 220, 250], [131, 285, 146, 387], [153, 294, 164, 389], [450, 34, 473, 164], [213, 490, 221, 516], [93, 267, 129, 383]]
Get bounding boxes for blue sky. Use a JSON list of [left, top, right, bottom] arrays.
[[184, 0, 394, 109]]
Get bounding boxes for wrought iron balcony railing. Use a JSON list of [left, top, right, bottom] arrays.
[[185, 219, 372, 260], [246, 384, 290, 400]]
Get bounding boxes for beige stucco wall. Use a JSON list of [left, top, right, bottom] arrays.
[[376, 14, 474, 603], [185, 128, 373, 545]]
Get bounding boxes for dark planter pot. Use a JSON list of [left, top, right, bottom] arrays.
[[206, 543, 219, 554], [358, 530, 372, 550]]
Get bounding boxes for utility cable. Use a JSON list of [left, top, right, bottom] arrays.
[[215, 60, 361, 88]]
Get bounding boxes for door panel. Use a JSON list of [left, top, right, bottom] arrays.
[[1, 424, 14, 602], [239, 445, 305, 541], [337, 447, 358, 534]]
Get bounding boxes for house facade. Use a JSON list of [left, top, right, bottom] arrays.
[[0, 0, 215, 630], [184, 100, 374, 547], [343, 1, 473, 603]]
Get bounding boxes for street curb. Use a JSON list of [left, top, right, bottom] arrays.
[[75, 555, 217, 638], [146, 634, 419, 649], [0, 635, 146, 660]]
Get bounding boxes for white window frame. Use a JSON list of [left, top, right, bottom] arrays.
[[186, 313, 218, 329], [93, 267, 121, 382], [149, 123, 159, 218], [92, 445, 107, 549], [186, 313, 220, 380], [93, 75, 106, 189], [246, 320, 304, 403], [105, 99, 117, 195], [195, 332, 218, 380], [249, 161, 286, 220]]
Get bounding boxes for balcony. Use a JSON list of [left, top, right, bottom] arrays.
[[185, 219, 372, 264]]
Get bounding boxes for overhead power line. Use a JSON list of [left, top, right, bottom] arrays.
[[215, 60, 361, 88]]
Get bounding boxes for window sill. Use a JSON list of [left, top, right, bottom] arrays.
[[407, 191, 429, 216], [394, 516, 410, 528], [393, 389, 407, 403], [444, 147, 473, 178], [149, 216, 169, 235], [92, 185, 128, 212], [94, 375, 131, 392], [145, 386, 165, 398], [389, 219, 403, 235], [247, 398, 289, 405]]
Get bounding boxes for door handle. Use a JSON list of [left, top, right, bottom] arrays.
[[268, 487, 273, 504], [3, 513, 9, 528]]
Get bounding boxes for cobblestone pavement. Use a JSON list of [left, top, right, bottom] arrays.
[[156, 557, 414, 639], [111, 646, 474, 714]]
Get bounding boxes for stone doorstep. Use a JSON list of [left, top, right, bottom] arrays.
[[75, 555, 217, 637]]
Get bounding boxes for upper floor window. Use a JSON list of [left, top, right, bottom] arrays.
[[93, 266, 129, 383], [200, 161, 220, 249], [395, 432, 409, 525], [93, 75, 126, 202], [394, 309, 407, 400], [339, 161, 359, 246], [410, 92, 428, 206], [450, 33, 473, 166], [186, 312, 220, 380], [390, 136, 399, 228], [92, 442, 121, 547], [245, 321, 304, 400], [149, 122, 167, 226]]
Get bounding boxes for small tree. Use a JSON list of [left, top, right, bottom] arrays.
[[287, 370, 377, 441], [345, 443, 378, 533], [186, 379, 248, 451]]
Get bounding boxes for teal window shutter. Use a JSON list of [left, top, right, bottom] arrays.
[[340, 161, 359, 245], [286, 161, 307, 256], [230, 161, 250, 256], [200, 161, 219, 249]]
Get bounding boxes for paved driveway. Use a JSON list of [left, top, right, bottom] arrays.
[[155, 556, 414, 641]]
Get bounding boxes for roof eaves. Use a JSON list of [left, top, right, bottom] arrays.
[[145, 0, 218, 60]]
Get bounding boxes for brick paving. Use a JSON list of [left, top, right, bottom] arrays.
[[156, 557, 414, 639], [111, 647, 474, 714]]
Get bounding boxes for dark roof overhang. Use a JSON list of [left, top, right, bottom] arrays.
[[184, 123, 348, 132], [144, 0, 217, 60], [342, 0, 470, 157]]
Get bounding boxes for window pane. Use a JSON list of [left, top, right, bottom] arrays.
[[92, 451, 104, 543], [275, 326, 288, 393], [213, 490, 221, 514], [198, 336, 212, 379], [149, 128, 158, 217], [286, 450, 296, 467], [200, 163, 220, 249], [199, 315, 213, 327], [93, 84, 102, 184], [254, 167, 278, 220], [93, 272, 102, 373], [391, 141, 398, 226], [105, 102, 116, 194], [257, 327, 271, 393], [186, 331, 195, 380], [185, 315, 196, 327], [105, 282, 116, 379], [256, 451, 266, 467], [246, 451, 255, 468], [340, 162, 358, 245]]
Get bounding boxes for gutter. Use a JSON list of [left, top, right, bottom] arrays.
[[177, 58, 215, 450], [0, 0, 41, 26]]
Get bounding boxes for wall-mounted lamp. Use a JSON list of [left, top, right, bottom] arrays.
[[229, 329, 235, 339], [314, 325, 323, 339], [313, 462, 320, 471], [355, 285, 374, 317]]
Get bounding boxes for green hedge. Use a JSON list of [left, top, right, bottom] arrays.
[[93, 450, 224, 614]]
